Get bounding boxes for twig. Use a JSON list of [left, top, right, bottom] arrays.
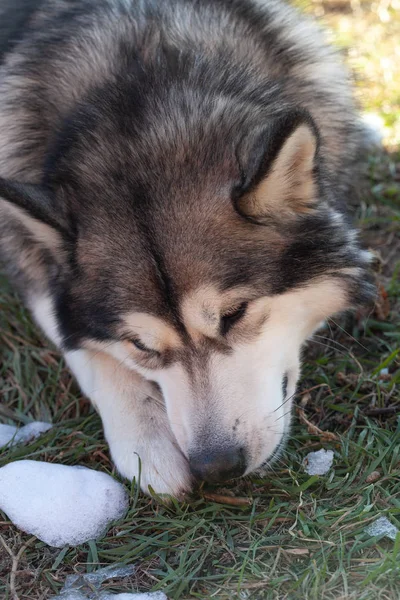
[[297, 406, 339, 441], [362, 406, 400, 417], [224, 580, 270, 590], [0, 535, 35, 600], [202, 492, 252, 506]]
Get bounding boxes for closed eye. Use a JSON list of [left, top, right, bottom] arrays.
[[131, 337, 158, 354], [220, 302, 248, 335]]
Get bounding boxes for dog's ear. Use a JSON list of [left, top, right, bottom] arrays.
[[0, 177, 69, 253], [236, 111, 320, 221]]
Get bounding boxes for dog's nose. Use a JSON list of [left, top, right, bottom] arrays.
[[189, 446, 246, 483]]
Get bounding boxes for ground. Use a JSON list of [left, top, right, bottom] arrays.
[[0, 1, 399, 599]]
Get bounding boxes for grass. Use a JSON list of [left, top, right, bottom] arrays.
[[1, 1, 399, 598]]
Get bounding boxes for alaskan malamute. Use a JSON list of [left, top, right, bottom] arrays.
[[0, 0, 374, 496]]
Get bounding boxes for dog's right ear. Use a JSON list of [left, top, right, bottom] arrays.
[[0, 177, 69, 253]]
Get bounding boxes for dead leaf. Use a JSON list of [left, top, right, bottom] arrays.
[[374, 284, 390, 320], [258, 517, 293, 527], [378, 372, 392, 381], [300, 393, 311, 407], [285, 548, 310, 556], [366, 470, 381, 483], [203, 492, 252, 506], [336, 371, 359, 387]]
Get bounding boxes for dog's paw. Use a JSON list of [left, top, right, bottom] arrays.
[[109, 428, 193, 499], [75, 351, 193, 499]]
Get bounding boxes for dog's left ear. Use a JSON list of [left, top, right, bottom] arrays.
[[0, 177, 69, 253], [236, 110, 320, 221]]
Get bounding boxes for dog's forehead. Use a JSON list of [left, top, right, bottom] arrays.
[[75, 179, 284, 300]]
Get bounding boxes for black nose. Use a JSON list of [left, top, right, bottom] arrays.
[[189, 446, 247, 483]]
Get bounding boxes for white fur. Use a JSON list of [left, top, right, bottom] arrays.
[[31, 294, 62, 346], [31, 295, 191, 497]]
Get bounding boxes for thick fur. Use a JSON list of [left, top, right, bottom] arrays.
[[0, 0, 374, 496]]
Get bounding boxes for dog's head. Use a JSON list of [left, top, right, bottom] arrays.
[[0, 97, 374, 483]]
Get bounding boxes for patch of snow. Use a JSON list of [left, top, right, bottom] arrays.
[[53, 594, 166, 600], [0, 424, 17, 446], [304, 449, 334, 476], [100, 594, 167, 599], [365, 516, 399, 541], [0, 460, 128, 547], [0, 421, 52, 447], [360, 112, 385, 147], [14, 421, 52, 442], [51, 563, 167, 600], [52, 593, 88, 600], [63, 565, 136, 591]]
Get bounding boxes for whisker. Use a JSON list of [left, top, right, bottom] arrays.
[[312, 333, 358, 356], [272, 381, 342, 415], [274, 409, 292, 423], [309, 338, 363, 374], [328, 317, 370, 353], [272, 389, 298, 413]]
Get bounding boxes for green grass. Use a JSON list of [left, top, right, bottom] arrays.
[[1, 1, 399, 598]]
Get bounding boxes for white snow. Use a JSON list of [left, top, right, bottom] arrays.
[[0, 424, 18, 446], [100, 594, 167, 599], [365, 516, 399, 541], [360, 112, 385, 147], [0, 421, 52, 447], [304, 449, 334, 476], [50, 563, 167, 600], [63, 565, 136, 589], [52, 593, 87, 600], [0, 460, 128, 547], [53, 592, 167, 600]]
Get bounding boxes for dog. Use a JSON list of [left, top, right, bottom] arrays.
[[0, 0, 375, 497]]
